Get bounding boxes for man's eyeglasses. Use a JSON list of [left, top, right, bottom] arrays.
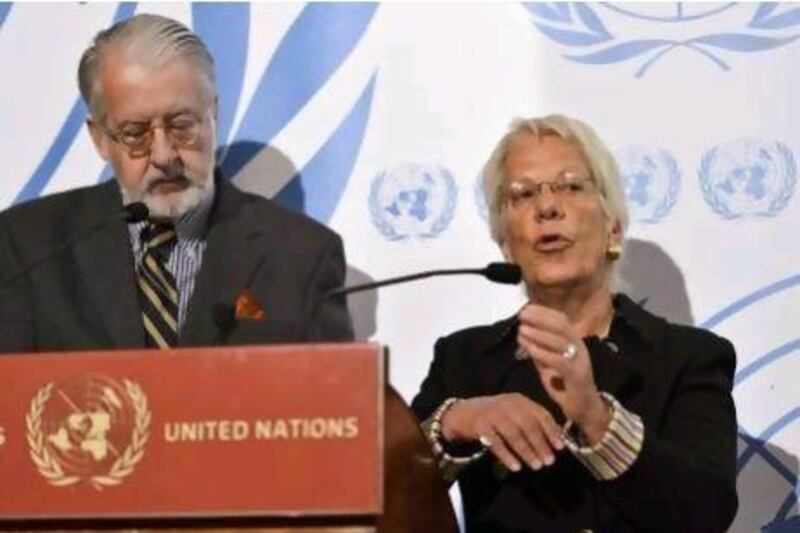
[[96, 113, 206, 157], [504, 177, 596, 209]]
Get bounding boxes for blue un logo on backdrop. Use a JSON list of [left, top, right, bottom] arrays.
[[616, 146, 680, 224], [524, 3, 800, 78], [699, 140, 796, 219], [473, 172, 489, 221], [369, 163, 458, 241]]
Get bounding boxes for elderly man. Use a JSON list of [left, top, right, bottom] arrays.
[[0, 14, 353, 352]]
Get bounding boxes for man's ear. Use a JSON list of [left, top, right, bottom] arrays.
[[86, 119, 111, 161]]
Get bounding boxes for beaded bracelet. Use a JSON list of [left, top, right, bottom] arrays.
[[427, 397, 489, 466]]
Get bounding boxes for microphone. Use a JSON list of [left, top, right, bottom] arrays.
[[483, 262, 524, 284], [124, 202, 149, 223], [0, 202, 149, 287], [327, 262, 521, 298]]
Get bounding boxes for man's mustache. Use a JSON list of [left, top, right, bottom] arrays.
[[146, 175, 191, 192]]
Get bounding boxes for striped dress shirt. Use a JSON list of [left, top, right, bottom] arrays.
[[128, 193, 213, 330]]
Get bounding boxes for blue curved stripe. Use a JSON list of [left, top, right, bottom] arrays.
[[17, 2, 137, 199], [775, 486, 800, 523], [97, 163, 114, 183], [736, 360, 800, 498], [716, 276, 800, 519], [700, 274, 800, 329], [192, 3, 249, 149], [735, 339, 800, 386], [221, 2, 378, 177], [737, 409, 800, 483], [275, 73, 376, 222], [16, 99, 88, 203], [0, 3, 12, 28]]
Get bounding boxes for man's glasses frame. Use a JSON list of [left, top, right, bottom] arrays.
[[93, 112, 208, 158]]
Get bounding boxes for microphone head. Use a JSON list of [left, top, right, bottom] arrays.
[[124, 202, 149, 223], [483, 262, 522, 285]]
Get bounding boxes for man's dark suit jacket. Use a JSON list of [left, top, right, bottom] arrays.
[[0, 177, 353, 352], [412, 294, 738, 533]]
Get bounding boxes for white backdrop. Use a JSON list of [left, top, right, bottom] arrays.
[[1, 3, 798, 530]]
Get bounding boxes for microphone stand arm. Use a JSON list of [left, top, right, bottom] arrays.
[[327, 268, 482, 298]]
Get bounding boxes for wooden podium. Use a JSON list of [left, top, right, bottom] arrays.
[[0, 344, 457, 532]]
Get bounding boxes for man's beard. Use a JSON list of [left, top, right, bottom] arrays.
[[121, 172, 215, 220]]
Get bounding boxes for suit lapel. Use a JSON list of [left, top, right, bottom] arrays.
[[72, 182, 145, 348], [180, 180, 271, 346], [597, 294, 668, 413], [587, 336, 643, 401]]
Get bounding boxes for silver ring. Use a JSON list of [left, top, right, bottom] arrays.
[[478, 434, 493, 447], [562, 342, 578, 360]]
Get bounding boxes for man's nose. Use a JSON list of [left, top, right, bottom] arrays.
[[149, 126, 178, 169]]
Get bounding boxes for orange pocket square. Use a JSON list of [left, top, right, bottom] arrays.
[[234, 289, 266, 321]]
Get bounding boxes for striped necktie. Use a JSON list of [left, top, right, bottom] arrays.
[[137, 223, 179, 348]]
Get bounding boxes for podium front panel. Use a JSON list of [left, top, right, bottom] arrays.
[[0, 344, 383, 520]]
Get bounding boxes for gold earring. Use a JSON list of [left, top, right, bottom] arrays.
[[606, 242, 622, 261]]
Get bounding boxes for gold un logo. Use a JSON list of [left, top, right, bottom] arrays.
[[26, 375, 150, 489]]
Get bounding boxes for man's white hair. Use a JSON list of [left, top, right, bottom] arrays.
[[78, 13, 215, 120]]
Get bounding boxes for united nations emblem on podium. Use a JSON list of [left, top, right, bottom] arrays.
[[26, 375, 151, 490]]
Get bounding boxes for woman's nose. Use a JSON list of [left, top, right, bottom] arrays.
[[534, 189, 565, 221]]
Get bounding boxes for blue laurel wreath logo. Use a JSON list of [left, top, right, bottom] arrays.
[[524, 3, 800, 77], [616, 146, 680, 224], [699, 139, 796, 219], [369, 163, 458, 242]]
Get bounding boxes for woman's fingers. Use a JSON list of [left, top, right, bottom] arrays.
[[523, 400, 565, 451], [470, 394, 565, 472], [518, 304, 572, 335]]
